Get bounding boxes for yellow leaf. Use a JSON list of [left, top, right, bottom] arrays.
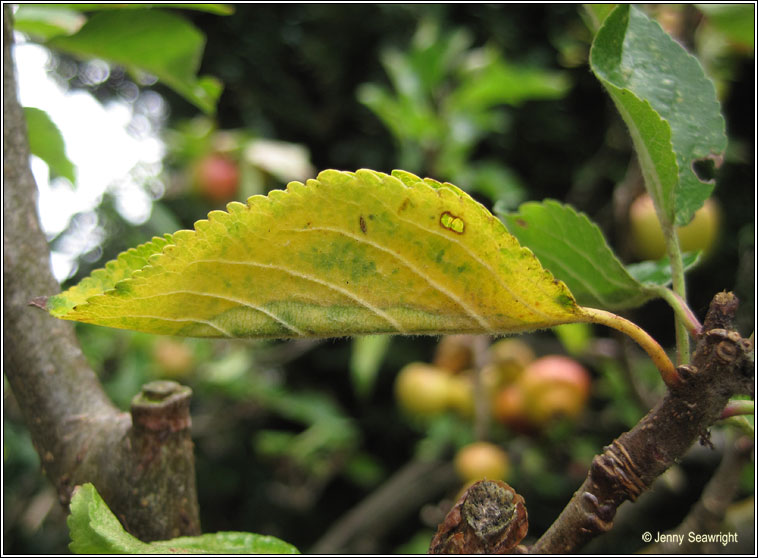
[[47, 169, 585, 338]]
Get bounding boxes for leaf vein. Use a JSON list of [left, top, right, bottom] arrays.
[[123, 289, 305, 336], [191, 259, 406, 333], [90, 314, 233, 337]]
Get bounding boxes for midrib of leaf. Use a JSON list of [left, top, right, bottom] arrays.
[[610, 89, 676, 225], [107, 288, 302, 337]]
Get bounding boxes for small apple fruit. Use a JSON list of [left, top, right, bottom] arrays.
[[433, 335, 473, 373], [629, 193, 720, 260], [677, 197, 721, 254], [519, 355, 591, 426], [488, 339, 535, 384], [394, 362, 451, 417], [193, 153, 240, 202], [153, 338, 195, 378], [446, 373, 475, 417], [493, 385, 532, 434], [454, 441, 510, 483]]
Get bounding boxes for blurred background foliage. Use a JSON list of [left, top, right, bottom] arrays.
[[4, 4, 754, 554]]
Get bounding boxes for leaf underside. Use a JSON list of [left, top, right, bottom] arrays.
[[47, 169, 583, 338]]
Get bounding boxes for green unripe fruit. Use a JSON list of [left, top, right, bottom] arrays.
[[629, 194, 720, 260]]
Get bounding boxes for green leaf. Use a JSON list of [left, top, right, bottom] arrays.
[[68, 483, 152, 554], [23, 107, 76, 184], [350, 335, 391, 398], [38, 4, 235, 15], [13, 5, 86, 40], [582, 4, 617, 31], [552, 323, 592, 356], [697, 4, 755, 50], [149, 532, 299, 554], [68, 483, 299, 554], [47, 10, 221, 114], [47, 169, 585, 338], [626, 252, 701, 286], [590, 5, 727, 226], [450, 50, 570, 110], [501, 200, 655, 310]]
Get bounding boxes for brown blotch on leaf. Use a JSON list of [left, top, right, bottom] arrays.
[[429, 479, 528, 554]]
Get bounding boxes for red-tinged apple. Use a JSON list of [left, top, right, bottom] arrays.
[[194, 153, 240, 202]]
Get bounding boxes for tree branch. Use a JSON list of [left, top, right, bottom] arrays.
[[310, 458, 457, 553], [529, 292, 753, 553], [3, 8, 200, 541]]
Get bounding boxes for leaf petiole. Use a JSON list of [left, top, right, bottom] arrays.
[[652, 286, 702, 337], [579, 307, 679, 389], [720, 399, 754, 420]]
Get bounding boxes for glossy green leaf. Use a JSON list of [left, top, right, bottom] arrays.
[[48, 10, 221, 114], [68, 483, 299, 554], [47, 169, 585, 338], [590, 5, 727, 226], [23, 107, 76, 184], [502, 200, 656, 310]]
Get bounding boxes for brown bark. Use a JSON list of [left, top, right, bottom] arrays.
[[3, 7, 200, 541], [529, 292, 753, 553], [429, 480, 528, 554]]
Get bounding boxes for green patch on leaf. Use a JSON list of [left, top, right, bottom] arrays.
[[590, 5, 727, 226], [47, 169, 586, 338], [23, 107, 76, 184], [68, 483, 299, 554], [47, 9, 221, 114]]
